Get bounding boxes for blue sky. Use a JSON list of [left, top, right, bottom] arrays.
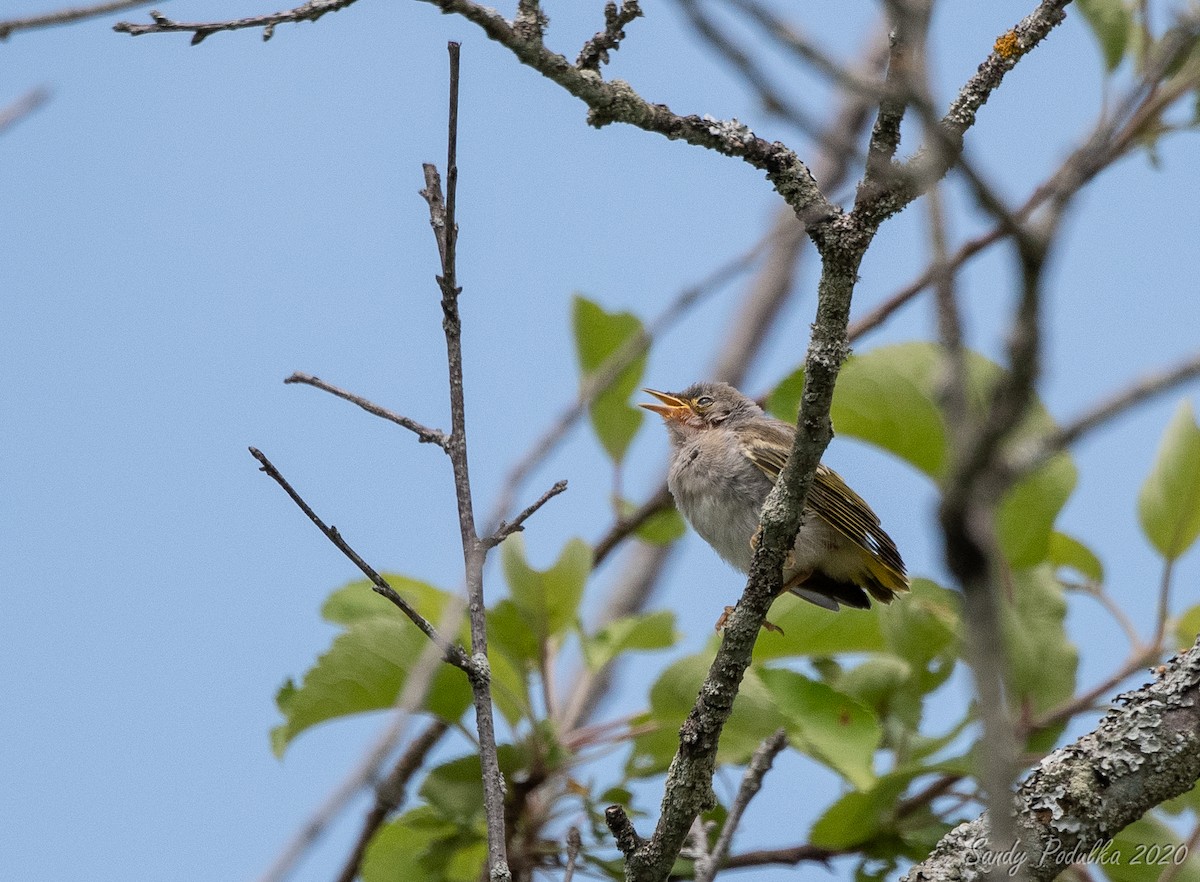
[[3, 2, 1199, 880]]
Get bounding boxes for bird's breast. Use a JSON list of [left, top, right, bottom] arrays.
[[667, 432, 770, 573]]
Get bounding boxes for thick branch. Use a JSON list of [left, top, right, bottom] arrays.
[[419, 0, 836, 227], [902, 634, 1200, 882]]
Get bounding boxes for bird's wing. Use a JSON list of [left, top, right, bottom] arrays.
[[740, 422, 907, 593], [807, 465, 908, 588], [738, 421, 793, 482]]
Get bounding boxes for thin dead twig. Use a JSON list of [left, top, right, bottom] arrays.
[[249, 446, 471, 671], [418, 43, 512, 882], [0, 87, 51, 136], [113, 0, 355, 43], [0, 0, 152, 38], [694, 728, 788, 882], [284, 372, 449, 447]]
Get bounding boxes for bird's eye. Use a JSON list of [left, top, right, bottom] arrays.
[[695, 396, 714, 408]]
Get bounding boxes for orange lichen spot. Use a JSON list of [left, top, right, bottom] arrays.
[[994, 30, 1020, 59]]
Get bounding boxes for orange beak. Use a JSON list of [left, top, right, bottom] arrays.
[[639, 388, 692, 422]]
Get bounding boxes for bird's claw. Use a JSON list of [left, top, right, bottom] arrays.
[[714, 605, 785, 635]]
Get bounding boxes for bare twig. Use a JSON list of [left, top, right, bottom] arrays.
[[0, 0, 153, 38], [562, 827, 582, 882], [1008, 351, 1200, 478], [606, 805, 644, 859], [675, 0, 825, 141], [592, 484, 675, 567], [0, 87, 51, 136], [926, 183, 968, 428], [419, 43, 512, 882], [694, 728, 788, 882], [721, 0, 890, 104], [577, 1, 643, 71], [249, 446, 470, 671], [484, 480, 569, 549], [284, 372, 449, 448], [1158, 822, 1200, 882], [719, 842, 842, 871], [113, 0, 356, 43]]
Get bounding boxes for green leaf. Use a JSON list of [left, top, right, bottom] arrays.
[[581, 610, 677, 671], [501, 533, 593, 644], [271, 618, 471, 757], [323, 575, 457, 627], [759, 667, 881, 789], [809, 772, 911, 848], [1100, 815, 1200, 882], [752, 594, 886, 660], [881, 578, 959, 670], [361, 807, 461, 882], [1177, 604, 1200, 651], [1161, 779, 1200, 816], [769, 345, 946, 478], [1139, 400, 1200, 560], [1004, 566, 1078, 718], [420, 755, 487, 824], [1047, 531, 1105, 583], [487, 598, 541, 668], [616, 497, 687, 545], [769, 343, 1076, 568], [1076, 0, 1132, 71], [834, 655, 912, 717], [998, 451, 1077, 567], [627, 654, 785, 777], [572, 295, 648, 463]]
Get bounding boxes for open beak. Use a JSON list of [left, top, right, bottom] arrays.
[[639, 388, 692, 422]]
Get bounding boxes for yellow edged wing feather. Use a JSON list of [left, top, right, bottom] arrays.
[[740, 421, 908, 598]]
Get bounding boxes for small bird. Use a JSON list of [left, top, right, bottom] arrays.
[[641, 382, 908, 612]]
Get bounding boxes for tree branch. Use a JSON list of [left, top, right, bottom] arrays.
[[0, 87, 51, 136], [901, 634, 1200, 882], [284, 372, 449, 448], [113, 0, 356, 43], [483, 479, 568, 549], [418, 43, 511, 882], [335, 718, 452, 882], [249, 446, 470, 672], [577, 1, 643, 72], [0, 0, 153, 38], [694, 728, 788, 882], [417, 0, 836, 228]]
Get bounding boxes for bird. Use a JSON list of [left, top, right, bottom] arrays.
[[640, 381, 908, 612]]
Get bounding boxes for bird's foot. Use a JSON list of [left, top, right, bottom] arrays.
[[714, 605, 785, 635], [748, 530, 796, 570]]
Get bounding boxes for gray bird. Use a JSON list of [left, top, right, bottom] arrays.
[[641, 381, 908, 611]]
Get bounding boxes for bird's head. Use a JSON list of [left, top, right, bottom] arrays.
[[639, 382, 761, 439]]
